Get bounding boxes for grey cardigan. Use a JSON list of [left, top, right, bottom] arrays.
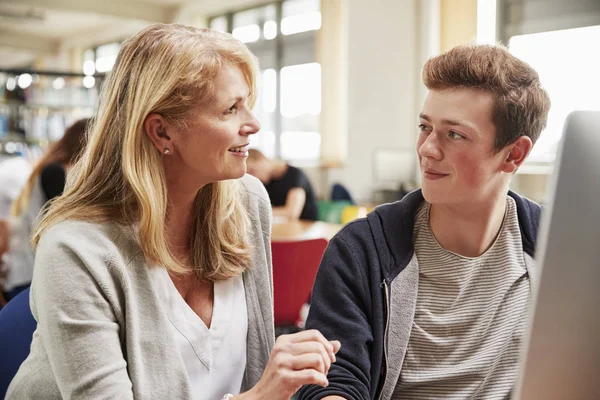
[[7, 174, 275, 399]]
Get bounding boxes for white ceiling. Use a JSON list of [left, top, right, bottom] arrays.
[[0, 0, 265, 69]]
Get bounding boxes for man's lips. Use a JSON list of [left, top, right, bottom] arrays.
[[422, 166, 448, 175], [422, 166, 449, 179]]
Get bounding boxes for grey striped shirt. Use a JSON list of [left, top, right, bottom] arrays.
[[393, 197, 530, 399]]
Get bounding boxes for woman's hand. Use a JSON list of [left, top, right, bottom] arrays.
[[239, 329, 341, 400]]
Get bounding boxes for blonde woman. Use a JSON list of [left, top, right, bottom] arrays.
[[7, 24, 339, 400], [1, 118, 89, 301]]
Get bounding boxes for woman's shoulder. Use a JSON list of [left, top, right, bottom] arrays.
[[37, 220, 138, 264], [239, 173, 269, 202], [239, 174, 272, 232], [239, 174, 271, 213]]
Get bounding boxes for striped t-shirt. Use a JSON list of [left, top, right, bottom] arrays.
[[393, 197, 530, 399]]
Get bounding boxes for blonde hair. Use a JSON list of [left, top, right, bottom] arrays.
[[11, 118, 89, 217], [423, 44, 550, 151], [33, 24, 260, 281]]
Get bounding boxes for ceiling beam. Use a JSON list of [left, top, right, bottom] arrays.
[[0, 30, 58, 55], [12, 0, 175, 23]]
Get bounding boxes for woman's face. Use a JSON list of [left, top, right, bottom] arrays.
[[165, 63, 261, 188]]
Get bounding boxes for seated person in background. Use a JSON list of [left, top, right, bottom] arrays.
[[0, 155, 31, 305], [7, 24, 339, 400], [246, 149, 318, 221], [297, 43, 550, 399], [0, 155, 32, 219], [0, 118, 89, 302]]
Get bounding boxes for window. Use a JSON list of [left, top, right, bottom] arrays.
[[509, 25, 600, 162], [232, 5, 276, 43], [95, 43, 120, 73], [280, 63, 321, 161], [282, 0, 321, 35], [81, 42, 120, 88], [210, 0, 321, 164]]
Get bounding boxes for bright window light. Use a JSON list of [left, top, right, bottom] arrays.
[[250, 130, 276, 159], [52, 77, 65, 90], [477, 0, 497, 44], [17, 74, 32, 89], [510, 25, 600, 162], [264, 20, 277, 39], [280, 62, 321, 118], [83, 76, 95, 89], [232, 24, 260, 43], [6, 76, 16, 91], [262, 69, 277, 112], [83, 60, 95, 76], [95, 55, 117, 73], [210, 16, 228, 33], [281, 131, 320, 161], [281, 11, 321, 35]]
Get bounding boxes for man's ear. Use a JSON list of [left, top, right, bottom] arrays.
[[501, 135, 533, 174], [144, 113, 174, 155]]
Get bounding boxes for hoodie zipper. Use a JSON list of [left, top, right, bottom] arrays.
[[378, 279, 391, 400]]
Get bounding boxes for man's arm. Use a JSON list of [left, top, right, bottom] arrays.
[[296, 233, 374, 400], [271, 187, 306, 220]]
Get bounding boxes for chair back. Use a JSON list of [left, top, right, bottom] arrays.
[[317, 200, 352, 224], [271, 238, 328, 326], [340, 205, 369, 225], [0, 287, 36, 398], [331, 183, 355, 204]]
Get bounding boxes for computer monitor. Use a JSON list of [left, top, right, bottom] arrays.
[[515, 111, 600, 400]]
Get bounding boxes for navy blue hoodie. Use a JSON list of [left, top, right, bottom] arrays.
[[297, 189, 541, 399]]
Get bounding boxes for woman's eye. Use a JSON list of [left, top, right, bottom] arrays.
[[224, 104, 237, 115]]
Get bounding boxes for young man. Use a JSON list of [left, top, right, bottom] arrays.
[[297, 44, 550, 399], [246, 149, 318, 220]]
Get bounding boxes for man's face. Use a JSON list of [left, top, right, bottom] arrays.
[[417, 88, 511, 206]]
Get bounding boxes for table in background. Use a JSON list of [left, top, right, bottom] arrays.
[[271, 220, 343, 241]]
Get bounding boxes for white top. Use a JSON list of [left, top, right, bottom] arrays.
[[393, 197, 530, 399], [1, 172, 46, 291], [150, 267, 248, 399], [0, 156, 31, 217]]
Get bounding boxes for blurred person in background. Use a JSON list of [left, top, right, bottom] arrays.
[[246, 149, 318, 221], [0, 154, 32, 218], [0, 153, 31, 305], [7, 24, 339, 400], [0, 118, 89, 303]]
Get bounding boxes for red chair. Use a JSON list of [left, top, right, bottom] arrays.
[[271, 238, 328, 329]]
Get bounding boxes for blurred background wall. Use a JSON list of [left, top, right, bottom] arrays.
[[1, 0, 599, 205]]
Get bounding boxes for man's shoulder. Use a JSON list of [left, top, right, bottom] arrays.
[[508, 190, 542, 256]]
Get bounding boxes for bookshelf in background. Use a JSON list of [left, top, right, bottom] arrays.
[[0, 69, 102, 159]]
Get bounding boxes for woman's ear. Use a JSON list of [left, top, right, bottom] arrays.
[[501, 135, 533, 174], [144, 113, 173, 155]]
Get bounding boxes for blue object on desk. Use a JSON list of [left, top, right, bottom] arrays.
[[0, 287, 36, 398]]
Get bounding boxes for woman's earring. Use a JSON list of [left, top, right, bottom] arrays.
[[163, 147, 171, 155]]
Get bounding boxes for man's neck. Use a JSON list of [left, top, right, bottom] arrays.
[[429, 194, 508, 258]]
